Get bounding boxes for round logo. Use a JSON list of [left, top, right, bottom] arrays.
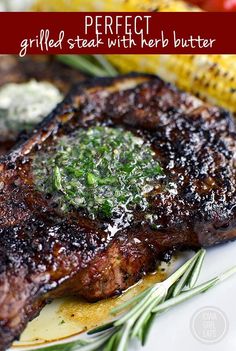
[[190, 306, 228, 344]]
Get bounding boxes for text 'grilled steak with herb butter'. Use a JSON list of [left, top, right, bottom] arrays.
[[0, 74, 236, 350]]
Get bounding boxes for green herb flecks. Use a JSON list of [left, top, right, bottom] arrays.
[[26, 250, 236, 351], [33, 126, 164, 219]]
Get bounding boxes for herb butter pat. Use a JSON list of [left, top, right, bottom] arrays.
[[33, 126, 164, 219], [0, 80, 62, 131]]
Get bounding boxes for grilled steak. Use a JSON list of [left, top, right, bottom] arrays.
[[0, 73, 236, 350]]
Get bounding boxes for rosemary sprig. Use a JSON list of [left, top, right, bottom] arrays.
[[93, 55, 118, 76], [27, 250, 236, 351], [56, 55, 118, 77]]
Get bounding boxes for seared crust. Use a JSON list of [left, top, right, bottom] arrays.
[[0, 73, 236, 350]]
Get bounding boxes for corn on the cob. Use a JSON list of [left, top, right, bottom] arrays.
[[108, 55, 236, 112], [32, 0, 236, 113]]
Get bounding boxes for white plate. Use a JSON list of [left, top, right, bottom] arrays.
[[143, 241, 236, 351], [10, 241, 236, 351]]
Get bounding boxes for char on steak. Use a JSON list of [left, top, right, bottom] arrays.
[[0, 73, 236, 350]]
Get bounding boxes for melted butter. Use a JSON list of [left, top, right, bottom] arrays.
[[0, 80, 62, 132], [14, 267, 168, 347], [33, 126, 164, 221], [58, 269, 167, 332]]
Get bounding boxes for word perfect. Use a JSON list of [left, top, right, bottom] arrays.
[[85, 15, 151, 36]]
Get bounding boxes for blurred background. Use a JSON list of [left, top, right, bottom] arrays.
[[1, 0, 236, 12]]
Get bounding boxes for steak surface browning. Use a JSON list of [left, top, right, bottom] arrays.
[[0, 74, 236, 350]]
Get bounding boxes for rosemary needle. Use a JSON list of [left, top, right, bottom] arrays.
[[93, 55, 118, 76], [56, 55, 117, 77], [172, 249, 205, 297], [27, 250, 236, 351]]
